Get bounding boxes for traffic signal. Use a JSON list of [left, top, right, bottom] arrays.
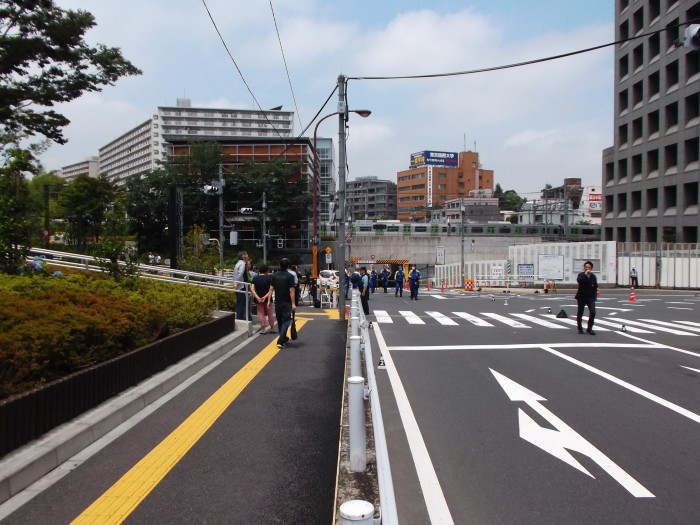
[[240, 207, 253, 214], [277, 238, 284, 248]]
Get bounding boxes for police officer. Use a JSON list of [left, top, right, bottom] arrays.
[[409, 265, 421, 300]]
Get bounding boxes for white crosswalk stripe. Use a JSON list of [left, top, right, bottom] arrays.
[[374, 310, 393, 323], [512, 313, 566, 329], [453, 312, 494, 327], [426, 311, 459, 325], [482, 313, 530, 328], [372, 309, 698, 335], [607, 318, 696, 336], [399, 310, 425, 324]]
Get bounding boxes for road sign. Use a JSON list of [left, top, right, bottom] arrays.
[[436, 245, 445, 265], [325, 252, 333, 263], [324, 246, 332, 253]]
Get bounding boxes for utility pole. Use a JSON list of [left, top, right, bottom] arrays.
[[218, 164, 225, 276], [337, 74, 348, 322], [460, 197, 465, 288], [262, 191, 267, 264]]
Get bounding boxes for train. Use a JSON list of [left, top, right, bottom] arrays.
[[320, 220, 601, 242]]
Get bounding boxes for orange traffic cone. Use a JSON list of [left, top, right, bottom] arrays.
[[629, 287, 636, 302]]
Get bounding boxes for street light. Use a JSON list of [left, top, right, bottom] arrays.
[[312, 106, 371, 278]]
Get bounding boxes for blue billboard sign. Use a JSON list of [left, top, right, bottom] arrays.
[[410, 150, 458, 168]]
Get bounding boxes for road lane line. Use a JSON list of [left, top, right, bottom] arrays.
[[373, 325, 454, 524], [638, 319, 700, 333], [610, 318, 696, 335], [540, 346, 700, 424], [426, 311, 459, 326], [71, 320, 308, 525], [399, 310, 425, 325]]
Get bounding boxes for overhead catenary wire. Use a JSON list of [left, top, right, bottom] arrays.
[[348, 19, 698, 82], [200, 0, 287, 140], [269, 0, 304, 132]]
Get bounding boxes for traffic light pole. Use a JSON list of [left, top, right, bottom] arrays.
[[218, 164, 225, 276]]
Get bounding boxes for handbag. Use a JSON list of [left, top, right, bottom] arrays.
[[290, 312, 298, 340]]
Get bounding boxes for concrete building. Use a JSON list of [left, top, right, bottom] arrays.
[[57, 156, 100, 182], [65, 99, 295, 185], [517, 181, 603, 226], [346, 176, 397, 220], [430, 189, 501, 224], [602, 0, 699, 243], [315, 137, 336, 224], [396, 150, 494, 221]]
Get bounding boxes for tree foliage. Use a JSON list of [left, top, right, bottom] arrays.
[[0, 0, 141, 146], [494, 184, 525, 212], [56, 174, 115, 250]]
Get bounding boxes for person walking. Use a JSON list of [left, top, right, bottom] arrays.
[[369, 266, 377, 293], [575, 260, 598, 335], [251, 265, 275, 334], [233, 251, 251, 321], [409, 265, 421, 300], [394, 267, 405, 297], [271, 258, 297, 348], [359, 266, 370, 315], [629, 266, 639, 288], [380, 266, 390, 293]]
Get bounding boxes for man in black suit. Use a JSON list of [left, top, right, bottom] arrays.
[[575, 260, 598, 335]]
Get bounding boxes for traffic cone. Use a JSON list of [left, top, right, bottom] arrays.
[[427, 280, 431, 292], [629, 287, 636, 302]]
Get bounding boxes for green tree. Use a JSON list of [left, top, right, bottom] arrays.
[[501, 190, 526, 212], [125, 168, 172, 254], [93, 193, 140, 282], [0, 0, 141, 146], [0, 148, 39, 272], [57, 174, 115, 250], [179, 224, 220, 274]]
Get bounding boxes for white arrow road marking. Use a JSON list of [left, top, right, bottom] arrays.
[[609, 318, 696, 336], [680, 365, 700, 374], [483, 313, 530, 328], [453, 312, 494, 327], [399, 310, 425, 325], [490, 369, 655, 498], [511, 313, 566, 329], [374, 310, 393, 323], [373, 325, 454, 524], [426, 311, 459, 325]]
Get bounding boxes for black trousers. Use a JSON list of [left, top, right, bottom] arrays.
[[576, 298, 596, 330], [360, 291, 370, 315]]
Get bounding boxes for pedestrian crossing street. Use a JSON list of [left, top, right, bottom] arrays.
[[372, 310, 700, 336]]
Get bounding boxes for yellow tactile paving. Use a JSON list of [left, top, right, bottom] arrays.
[[71, 317, 310, 525]]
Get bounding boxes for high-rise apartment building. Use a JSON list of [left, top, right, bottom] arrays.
[[68, 99, 295, 185], [346, 176, 397, 220], [602, 0, 699, 243], [396, 150, 494, 221], [57, 156, 100, 181]]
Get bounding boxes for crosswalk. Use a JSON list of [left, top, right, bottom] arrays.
[[372, 309, 699, 336]]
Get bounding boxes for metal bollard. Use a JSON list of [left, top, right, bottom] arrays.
[[348, 376, 366, 472], [349, 335, 362, 378], [339, 499, 374, 525]]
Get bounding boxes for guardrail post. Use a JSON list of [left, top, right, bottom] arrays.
[[348, 376, 366, 472], [339, 500, 374, 525], [349, 335, 362, 378]]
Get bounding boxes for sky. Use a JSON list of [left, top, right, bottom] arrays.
[[41, 0, 615, 199]]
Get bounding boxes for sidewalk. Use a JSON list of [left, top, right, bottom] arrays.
[[0, 307, 346, 524]]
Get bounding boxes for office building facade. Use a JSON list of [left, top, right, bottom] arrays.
[[346, 176, 398, 220], [602, 0, 699, 243], [396, 150, 494, 221]]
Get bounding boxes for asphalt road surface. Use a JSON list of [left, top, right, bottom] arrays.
[[367, 287, 700, 524]]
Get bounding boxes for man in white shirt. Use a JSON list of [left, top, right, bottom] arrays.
[[233, 251, 250, 320]]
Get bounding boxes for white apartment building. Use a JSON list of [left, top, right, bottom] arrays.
[[66, 99, 295, 184], [57, 156, 100, 182]]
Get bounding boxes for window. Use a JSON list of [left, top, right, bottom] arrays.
[[665, 61, 679, 91], [632, 118, 643, 143], [664, 144, 678, 170], [619, 19, 629, 41], [665, 102, 679, 130], [633, 44, 644, 71], [632, 154, 643, 177], [648, 32, 660, 61], [685, 138, 699, 167], [683, 182, 699, 209], [438, 172, 446, 178], [631, 190, 642, 211], [687, 53, 700, 81], [648, 71, 660, 100], [605, 161, 614, 184], [647, 149, 660, 176], [664, 185, 677, 209], [632, 7, 644, 34], [618, 158, 628, 180], [632, 81, 644, 107], [648, 110, 660, 136], [665, 19, 679, 50], [617, 192, 628, 212], [686, 94, 700, 125], [618, 89, 629, 113], [618, 123, 628, 146], [605, 195, 614, 215], [646, 187, 658, 209], [649, 0, 660, 21], [619, 54, 629, 78]]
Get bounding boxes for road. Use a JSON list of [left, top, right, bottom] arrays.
[[367, 287, 700, 524]]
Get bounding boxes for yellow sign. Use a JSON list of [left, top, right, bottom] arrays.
[[324, 246, 332, 253]]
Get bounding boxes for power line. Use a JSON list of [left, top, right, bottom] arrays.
[[200, 0, 286, 139], [269, 0, 304, 132], [348, 20, 696, 82]]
